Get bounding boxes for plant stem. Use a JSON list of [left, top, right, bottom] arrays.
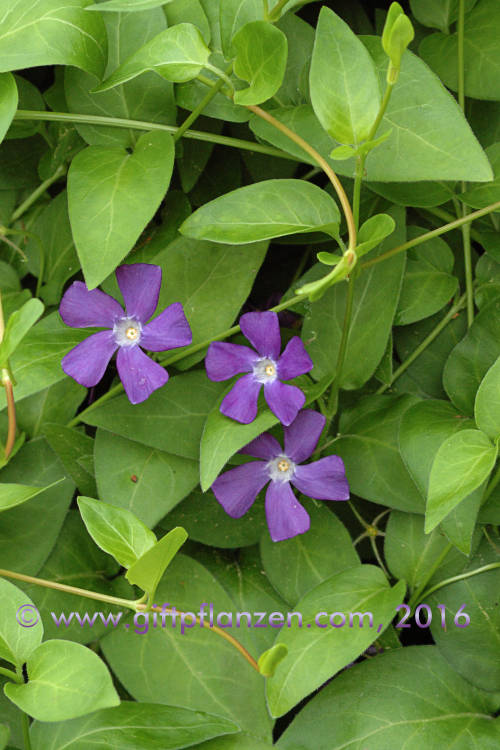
[[352, 156, 364, 231], [458, 0, 466, 112], [174, 71, 230, 143], [0, 665, 20, 682], [21, 710, 32, 750], [14, 110, 299, 162], [417, 562, 500, 602], [246, 104, 357, 250], [2, 370, 16, 460], [376, 294, 467, 394], [0, 569, 259, 673], [268, 0, 289, 22], [362, 201, 500, 268], [67, 292, 308, 427], [369, 536, 390, 579], [418, 206, 483, 245], [10, 165, 66, 224], [407, 542, 453, 609]]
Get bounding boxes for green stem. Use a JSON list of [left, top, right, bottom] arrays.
[[407, 542, 453, 609], [369, 83, 394, 141], [14, 110, 298, 162], [352, 156, 364, 231], [458, 0, 466, 112], [376, 294, 467, 394], [10, 164, 66, 224], [418, 206, 483, 245], [417, 562, 500, 602], [67, 292, 308, 427], [0, 665, 21, 682], [361, 201, 500, 268], [203, 64, 235, 96], [348, 500, 370, 530], [21, 710, 32, 750], [2, 370, 16, 460], [175, 69, 231, 143], [369, 536, 390, 579], [268, 0, 288, 22]]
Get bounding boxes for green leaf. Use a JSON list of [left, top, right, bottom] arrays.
[[409, 0, 478, 33], [258, 644, 288, 678], [125, 527, 188, 603], [277, 646, 499, 749], [429, 539, 500, 692], [180, 179, 340, 244], [0, 725, 7, 750], [30, 702, 239, 750], [395, 227, 458, 326], [65, 7, 176, 149], [43, 425, 96, 498], [220, 0, 262, 57], [444, 296, 500, 415], [334, 395, 424, 513], [0, 74, 17, 145], [200, 375, 331, 491], [94, 430, 198, 529], [310, 7, 380, 146], [0, 481, 62, 513], [0, 299, 44, 367], [165, 0, 211, 45], [274, 13, 315, 107], [232, 22, 288, 106], [384, 511, 454, 593], [0, 578, 43, 666], [77, 496, 156, 569], [67, 131, 174, 289], [461, 142, 500, 211], [83, 371, 225, 461], [368, 179, 455, 208], [14, 379, 85, 440], [0, 0, 107, 78], [426, 429, 497, 532], [101, 553, 272, 739], [260, 503, 359, 605], [302, 206, 405, 387], [4, 640, 119, 721], [419, 0, 500, 100], [381, 5, 414, 72], [355, 213, 396, 257], [87, 0, 174, 9], [475, 354, 500, 440], [94, 23, 210, 91], [266, 566, 405, 717]]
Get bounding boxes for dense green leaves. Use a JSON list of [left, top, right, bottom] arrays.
[[94, 23, 211, 91], [0, 0, 107, 78], [232, 22, 288, 106], [67, 130, 174, 289], [30, 702, 239, 750], [310, 8, 380, 146], [180, 180, 340, 244], [266, 565, 405, 717], [5, 640, 119, 721]]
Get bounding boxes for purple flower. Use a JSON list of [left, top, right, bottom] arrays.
[[211, 410, 349, 542], [59, 263, 192, 404], [205, 311, 313, 425]]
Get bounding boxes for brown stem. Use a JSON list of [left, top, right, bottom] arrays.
[[2, 374, 16, 460], [246, 105, 357, 250]]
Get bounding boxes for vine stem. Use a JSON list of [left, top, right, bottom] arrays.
[[2, 372, 16, 460], [67, 292, 307, 427], [14, 110, 299, 162], [268, 0, 289, 22], [0, 665, 20, 682], [174, 71, 230, 143], [0, 569, 259, 673], [407, 543, 453, 610], [362, 201, 500, 268], [10, 164, 66, 224], [415, 562, 500, 603], [21, 710, 32, 750], [376, 294, 467, 394], [246, 104, 357, 251]]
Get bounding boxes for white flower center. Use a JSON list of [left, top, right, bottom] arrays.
[[113, 317, 142, 347], [253, 357, 278, 384], [267, 454, 296, 483]]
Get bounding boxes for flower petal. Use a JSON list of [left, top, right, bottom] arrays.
[[220, 373, 261, 424], [116, 345, 168, 404], [264, 380, 305, 426], [61, 331, 117, 387], [277, 336, 313, 380], [284, 409, 326, 463], [116, 263, 162, 323], [240, 311, 281, 359], [211, 461, 269, 518], [59, 281, 123, 328], [292, 455, 350, 501], [240, 432, 282, 460], [265, 481, 310, 542], [205, 342, 256, 382], [141, 302, 192, 352]]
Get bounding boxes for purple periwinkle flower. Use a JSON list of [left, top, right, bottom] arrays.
[[59, 263, 192, 404], [211, 410, 349, 542], [205, 311, 313, 425]]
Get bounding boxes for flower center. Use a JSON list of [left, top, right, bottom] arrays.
[[253, 357, 278, 384], [267, 454, 296, 483], [113, 317, 142, 347]]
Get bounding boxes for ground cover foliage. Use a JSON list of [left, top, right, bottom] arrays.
[[0, 0, 499, 747]]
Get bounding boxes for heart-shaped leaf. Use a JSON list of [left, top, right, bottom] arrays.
[[232, 21, 288, 105], [125, 526, 188, 603]]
